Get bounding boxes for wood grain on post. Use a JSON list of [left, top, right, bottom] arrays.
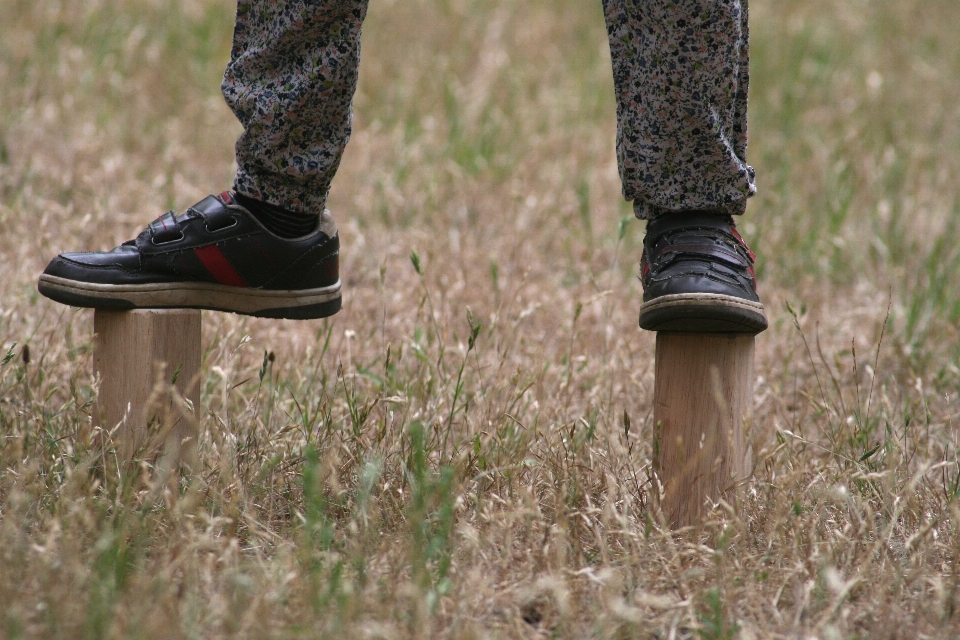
[[93, 309, 201, 469], [653, 332, 754, 528]]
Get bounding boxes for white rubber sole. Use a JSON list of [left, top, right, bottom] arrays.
[[38, 274, 342, 318]]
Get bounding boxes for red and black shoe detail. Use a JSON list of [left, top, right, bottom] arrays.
[[37, 193, 341, 319], [639, 211, 767, 333]]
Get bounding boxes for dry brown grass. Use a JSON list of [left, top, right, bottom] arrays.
[[3, 0, 960, 637]]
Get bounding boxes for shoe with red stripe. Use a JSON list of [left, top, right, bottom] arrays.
[[37, 192, 341, 319], [639, 211, 767, 333]]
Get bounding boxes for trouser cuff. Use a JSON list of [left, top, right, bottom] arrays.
[[633, 198, 749, 221]]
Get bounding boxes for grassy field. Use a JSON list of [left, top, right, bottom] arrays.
[[2, 0, 960, 637]]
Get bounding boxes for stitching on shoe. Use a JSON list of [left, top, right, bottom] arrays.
[[57, 258, 142, 275], [649, 271, 745, 286]]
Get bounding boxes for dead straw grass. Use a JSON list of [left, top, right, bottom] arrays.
[[3, 0, 960, 637]]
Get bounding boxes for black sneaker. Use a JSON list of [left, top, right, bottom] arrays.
[[37, 192, 341, 319], [638, 211, 767, 333]]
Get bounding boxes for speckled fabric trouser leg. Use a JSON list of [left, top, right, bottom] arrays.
[[222, 0, 369, 214], [603, 0, 755, 219], [222, 0, 754, 219]]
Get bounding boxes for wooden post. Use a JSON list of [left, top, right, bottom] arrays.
[[93, 309, 201, 470], [653, 333, 754, 528]]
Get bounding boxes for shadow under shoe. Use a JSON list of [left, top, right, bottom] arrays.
[[639, 211, 767, 333], [37, 192, 341, 320]]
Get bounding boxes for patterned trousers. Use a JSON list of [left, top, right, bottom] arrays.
[[222, 0, 754, 220]]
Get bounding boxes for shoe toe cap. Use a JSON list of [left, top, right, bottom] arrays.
[[43, 246, 141, 283], [644, 270, 759, 303]]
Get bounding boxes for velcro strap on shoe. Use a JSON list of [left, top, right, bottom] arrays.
[[647, 213, 754, 254], [149, 211, 183, 243], [189, 194, 238, 231], [728, 226, 756, 262], [188, 195, 227, 217], [646, 211, 757, 268], [655, 243, 751, 269]]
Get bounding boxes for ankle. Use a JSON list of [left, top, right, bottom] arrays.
[[233, 192, 319, 238]]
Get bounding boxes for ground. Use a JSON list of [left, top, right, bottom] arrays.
[[2, 0, 960, 637]]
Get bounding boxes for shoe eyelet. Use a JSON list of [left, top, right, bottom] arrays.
[[151, 231, 185, 245], [206, 216, 238, 233]]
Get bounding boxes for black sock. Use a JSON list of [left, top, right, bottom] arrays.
[[648, 207, 729, 221], [233, 192, 319, 238]]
